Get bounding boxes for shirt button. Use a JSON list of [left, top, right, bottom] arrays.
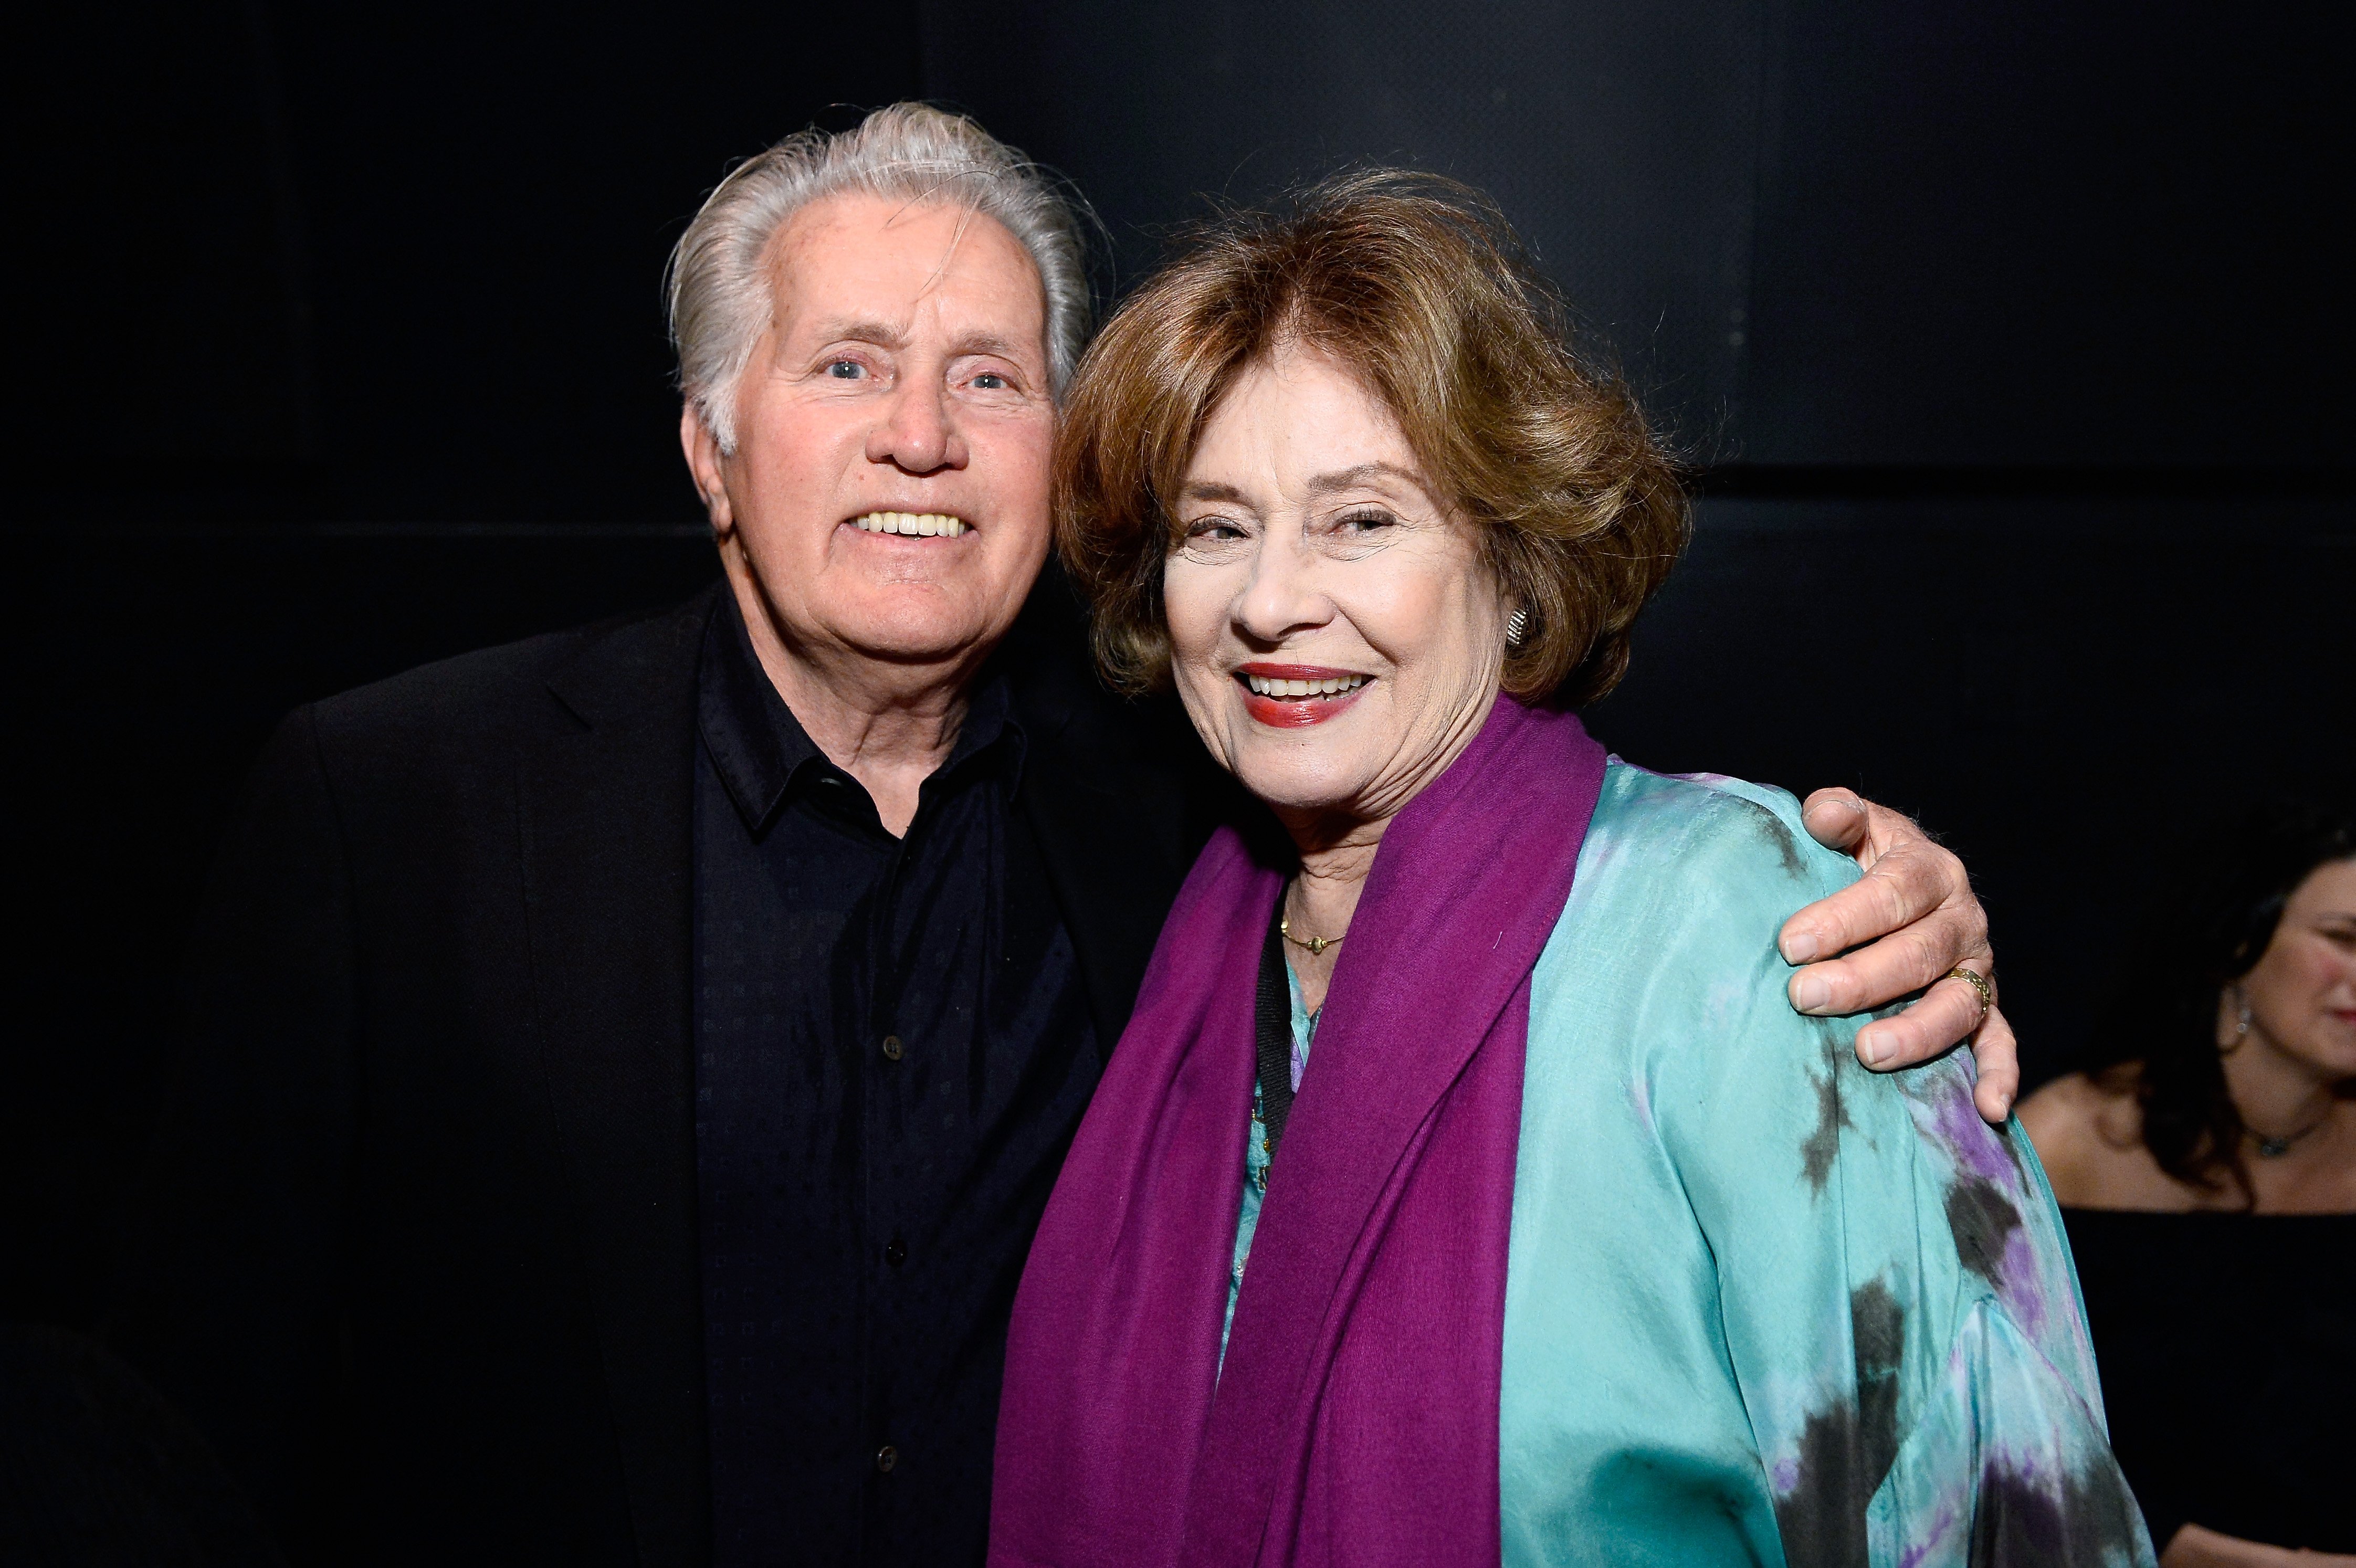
[[885, 1238, 908, 1268], [880, 1035, 904, 1062], [876, 1444, 898, 1474]]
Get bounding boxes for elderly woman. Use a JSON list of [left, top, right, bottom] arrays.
[[989, 174, 2152, 1568]]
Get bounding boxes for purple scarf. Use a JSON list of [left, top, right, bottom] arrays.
[[991, 696, 1607, 1568]]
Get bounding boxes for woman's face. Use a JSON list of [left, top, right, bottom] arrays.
[[1161, 343, 1508, 827], [2231, 857, 2356, 1078]]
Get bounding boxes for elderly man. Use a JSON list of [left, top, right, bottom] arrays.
[[110, 106, 2012, 1567]]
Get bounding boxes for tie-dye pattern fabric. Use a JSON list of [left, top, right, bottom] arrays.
[[1500, 762, 2152, 1567]]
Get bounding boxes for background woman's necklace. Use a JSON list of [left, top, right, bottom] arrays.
[[2245, 1107, 2334, 1159]]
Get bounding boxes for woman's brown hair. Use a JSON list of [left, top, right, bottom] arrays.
[[2086, 798, 2356, 1203], [1055, 169, 1690, 707]]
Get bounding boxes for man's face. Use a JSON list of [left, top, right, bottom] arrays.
[[686, 193, 1056, 673]]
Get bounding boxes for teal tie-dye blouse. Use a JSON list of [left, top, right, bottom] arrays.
[[1230, 761, 2153, 1567]]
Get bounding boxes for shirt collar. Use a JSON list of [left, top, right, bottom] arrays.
[[697, 591, 1024, 834]]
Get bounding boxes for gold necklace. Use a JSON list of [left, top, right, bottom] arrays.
[[1279, 912, 1343, 958]]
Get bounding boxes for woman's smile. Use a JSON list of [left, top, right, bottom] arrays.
[[1235, 662, 1374, 727]]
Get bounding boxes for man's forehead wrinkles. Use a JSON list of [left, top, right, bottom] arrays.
[[763, 197, 1046, 363]]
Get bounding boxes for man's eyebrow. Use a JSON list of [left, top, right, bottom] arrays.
[[804, 317, 908, 348], [1304, 461, 1430, 497], [951, 333, 1038, 363]]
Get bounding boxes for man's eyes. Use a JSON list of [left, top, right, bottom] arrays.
[[819, 360, 1018, 390]]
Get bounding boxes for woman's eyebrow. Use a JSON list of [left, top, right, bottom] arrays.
[[1179, 480, 1253, 504], [1304, 461, 1429, 498]]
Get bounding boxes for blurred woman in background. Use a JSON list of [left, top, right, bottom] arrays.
[[2022, 800, 2356, 1567]]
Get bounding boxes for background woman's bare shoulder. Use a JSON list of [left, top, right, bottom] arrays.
[[2018, 1068, 2199, 1211]]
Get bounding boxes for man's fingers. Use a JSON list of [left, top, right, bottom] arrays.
[[1849, 965, 1988, 1060], [1966, 1006, 2020, 1124], [1778, 837, 1970, 964], [1781, 859, 1907, 965], [1791, 902, 1984, 1015], [1852, 991, 2021, 1126], [1785, 871, 1981, 1006], [1797, 788, 2014, 1125], [1800, 788, 1868, 854]]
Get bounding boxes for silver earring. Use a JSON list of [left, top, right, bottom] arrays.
[[1504, 606, 1530, 650], [2221, 986, 2253, 1056]]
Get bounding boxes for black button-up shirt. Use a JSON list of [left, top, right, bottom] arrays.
[[692, 598, 1101, 1565]]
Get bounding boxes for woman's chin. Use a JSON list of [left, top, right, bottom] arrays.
[[1227, 753, 1366, 818]]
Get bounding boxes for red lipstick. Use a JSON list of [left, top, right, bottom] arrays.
[[1234, 662, 1373, 729]]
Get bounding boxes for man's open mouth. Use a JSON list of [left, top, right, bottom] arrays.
[[851, 511, 970, 537]]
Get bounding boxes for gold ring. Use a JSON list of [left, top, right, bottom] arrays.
[[1942, 965, 1994, 1020]]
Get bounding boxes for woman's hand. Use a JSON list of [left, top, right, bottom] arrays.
[[1776, 788, 2018, 1124], [2160, 1522, 2356, 1566]]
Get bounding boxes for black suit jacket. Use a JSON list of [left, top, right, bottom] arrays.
[[106, 580, 1218, 1566]]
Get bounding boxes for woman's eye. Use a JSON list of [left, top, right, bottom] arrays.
[[1335, 508, 1395, 534], [1182, 518, 1247, 545], [972, 371, 1008, 390]]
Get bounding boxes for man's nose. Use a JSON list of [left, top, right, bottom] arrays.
[[866, 378, 966, 474]]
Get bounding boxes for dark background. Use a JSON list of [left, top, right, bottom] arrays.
[[8, 1, 2349, 1335]]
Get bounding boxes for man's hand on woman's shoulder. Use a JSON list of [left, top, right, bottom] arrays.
[[1774, 787, 2016, 1125]]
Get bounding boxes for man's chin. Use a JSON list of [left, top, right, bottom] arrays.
[[829, 605, 1011, 669], [741, 571, 1017, 670]]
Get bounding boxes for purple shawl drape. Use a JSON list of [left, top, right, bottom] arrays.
[[990, 696, 1608, 1568]]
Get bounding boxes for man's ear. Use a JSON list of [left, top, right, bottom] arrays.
[[680, 403, 734, 534]]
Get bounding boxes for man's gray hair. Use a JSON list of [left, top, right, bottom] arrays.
[[667, 103, 1091, 454]]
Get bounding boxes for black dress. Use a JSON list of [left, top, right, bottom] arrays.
[[2062, 1207, 2356, 1554]]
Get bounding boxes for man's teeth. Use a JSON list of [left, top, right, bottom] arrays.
[[854, 511, 968, 537], [1244, 673, 1369, 697]]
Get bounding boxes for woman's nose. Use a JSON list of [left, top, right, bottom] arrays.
[[1234, 534, 1332, 644]]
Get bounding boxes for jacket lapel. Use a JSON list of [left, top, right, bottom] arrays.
[[517, 589, 716, 1568]]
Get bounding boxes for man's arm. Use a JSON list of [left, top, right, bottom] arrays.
[[1775, 788, 2017, 1123]]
